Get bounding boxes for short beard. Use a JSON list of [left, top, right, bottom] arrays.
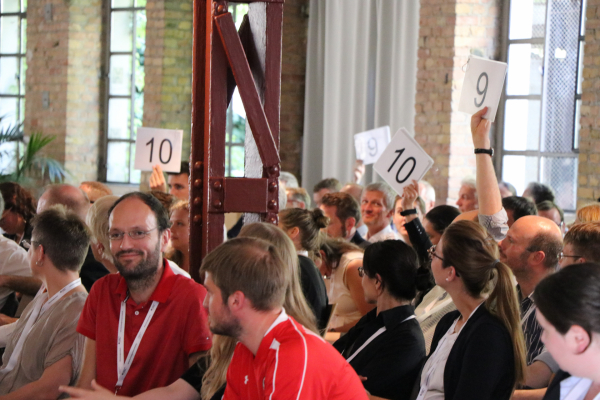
[[210, 308, 242, 339], [114, 241, 162, 291]]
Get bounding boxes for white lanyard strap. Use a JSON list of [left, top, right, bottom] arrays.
[[2, 278, 81, 373], [346, 315, 416, 363], [116, 295, 159, 393]]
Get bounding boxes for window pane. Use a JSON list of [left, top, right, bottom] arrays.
[[112, 0, 133, 8], [20, 18, 26, 54], [502, 155, 539, 196], [106, 141, 130, 182], [509, 0, 547, 40], [0, 97, 16, 128], [230, 146, 245, 177], [19, 56, 25, 93], [109, 54, 132, 95], [0, 16, 19, 54], [1, 0, 19, 13], [20, 0, 25, 12], [111, 11, 133, 53], [503, 99, 541, 151], [577, 40, 584, 95], [18, 97, 23, 122], [0, 141, 16, 174], [135, 0, 146, 7], [108, 98, 131, 139], [129, 144, 141, 184], [541, 157, 578, 211], [506, 44, 544, 95], [0, 56, 18, 94], [581, 0, 587, 36]]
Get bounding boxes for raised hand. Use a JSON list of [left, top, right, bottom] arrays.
[[149, 165, 167, 192], [470, 106, 491, 149]]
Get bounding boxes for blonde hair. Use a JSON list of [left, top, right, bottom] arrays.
[[200, 335, 236, 400], [239, 222, 319, 333], [85, 195, 119, 263], [576, 203, 600, 223]]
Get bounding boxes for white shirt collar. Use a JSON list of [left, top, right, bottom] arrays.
[[297, 250, 309, 257], [264, 308, 288, 337], [560, 376, 598, 400], [367, 225, 398, 243]]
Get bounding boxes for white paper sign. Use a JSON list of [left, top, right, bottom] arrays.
[[458, 55, 508, 122], [134, 127, 183, 173], [354, 126, 391, 165], [374, 128, 434, 195]]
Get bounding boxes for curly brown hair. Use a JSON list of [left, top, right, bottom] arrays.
[[0, 182, 37, 226]]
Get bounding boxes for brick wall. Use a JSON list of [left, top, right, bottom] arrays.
[[414, 0, 500, 205], [280, 0, 309, 180], [577, 0, 600, 206]]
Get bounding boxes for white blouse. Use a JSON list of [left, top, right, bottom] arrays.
[[560, 376, 600, 400]]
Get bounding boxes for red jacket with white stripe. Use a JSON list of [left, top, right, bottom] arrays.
[[224, 311, 368, 400]]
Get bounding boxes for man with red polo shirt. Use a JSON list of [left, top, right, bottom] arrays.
[[76, 192, 211, 396], [201, 237, 368, 400]]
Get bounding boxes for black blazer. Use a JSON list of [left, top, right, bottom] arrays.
[[423, 305, 516, 400], [298, 255, 328, 327], [542, 370, 571, 400]]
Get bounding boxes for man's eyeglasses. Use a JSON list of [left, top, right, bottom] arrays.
[[559, 252, 582, 261], [428, 245, 445, 262], [108, 227, 158, 241], [22, 239, 41, 250]]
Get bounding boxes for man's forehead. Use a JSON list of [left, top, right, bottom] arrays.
[[109, 197, 156, 228], [363, 190, 383, 201]]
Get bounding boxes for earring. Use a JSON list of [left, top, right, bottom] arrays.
[[445, 278, 449, 281]]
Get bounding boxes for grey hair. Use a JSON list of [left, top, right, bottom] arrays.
[[363, 182, 397, 210], [420, 180, 436, 204], [279, 171, 298, 188], [461, 177, 478, 199]]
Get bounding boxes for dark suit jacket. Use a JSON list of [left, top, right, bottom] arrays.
[[350, 231, 370, 249], [420, 305, 516, 400], [542, 370, 571, 400], [298, 255, 328, 327]]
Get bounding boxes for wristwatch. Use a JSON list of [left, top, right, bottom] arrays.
[[474, 148, 494, 157]]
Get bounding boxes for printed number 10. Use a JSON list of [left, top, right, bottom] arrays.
[[146, 137, 173, 164], [387, 149, 416, 184]]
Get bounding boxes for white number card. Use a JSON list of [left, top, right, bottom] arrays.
[[374, 128, 434, 195], [134, 127, 183, 173], [458, 55, 508, 122], [354, 126, 391, 165]]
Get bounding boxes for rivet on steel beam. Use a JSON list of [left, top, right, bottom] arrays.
[[194, 179, 202, 187], [213, 200, 222, 209], [268, 200, 277, 210], [193, 214, 202, 223], [194, 161, 202, 170], [213, 180, 222, 191], [193, 197, 201, 205], [268, 181, 278, 193], [217, 4, 225, 13], [268, 215, 277, 223], [269, 165, 279, 175]]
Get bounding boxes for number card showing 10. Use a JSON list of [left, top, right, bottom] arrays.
[[134, 127, 183, 173], [374, 128, 434, 195], [458, 55, 508, 122]]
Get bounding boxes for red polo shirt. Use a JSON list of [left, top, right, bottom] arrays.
[[77, 260, 211, 396]]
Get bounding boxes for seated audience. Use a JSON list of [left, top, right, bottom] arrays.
[[238, 222, 319, 333], [418, 180, 436, 213], [575, 202, 600, 224], [320, 192, 368, 248], [360, 182, 399, 242], [148, 161, 190, 201], [341, 183, 368, 237], [536, 200, 565, 234], [0, 182, 36, 247], [0, 206, 89, 398], [313, 177, 342, 207], [499, 181, 518, 198], [455, 178, 477, 213], [393, 190, 427, 246], [149, 190, 177, 214], [320, 238, 374, 332], [278, 208, 328, 326], [79, 181, 113, 204], [559, 222, 600, 267], [167, 200, 191, 273], [534, 263, 600, 400], [523, 182, 555, 204], [415, 220, 526, 400], [76, 192, 211, 396], [285, 187, 311, 209], [86, 195, 119, 273], [201, 238, 368, 400], [502, 196, 537, 227], [334, 240, 426, 400]]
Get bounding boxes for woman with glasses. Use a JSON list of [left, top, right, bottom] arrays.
[[415, 220, 526, 400], [0, 206, 89, 398], [333, 240, 426, 400], [0, 182, 37, 248], [533, 263, 600, 400]]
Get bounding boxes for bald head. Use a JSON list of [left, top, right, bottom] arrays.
[[511, 215, 562, 241], [340, 183, 363, 203], [38, 184, 90, 220]]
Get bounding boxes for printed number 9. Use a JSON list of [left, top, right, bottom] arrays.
[[387, 148, 416, 184], [367, 138, 378, 157], [474, 72, 488, 108]]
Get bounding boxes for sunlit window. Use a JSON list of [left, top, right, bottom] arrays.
[[104, 0, 146, 184], [498, 0, 585, 211]]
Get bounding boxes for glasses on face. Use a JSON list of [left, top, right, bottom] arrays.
[[428, 245, 445, 262], [559, 252, 582, 261], [22, 239, 40, 250], [358, 267, 365, 278], [108, 227, 158, 241]]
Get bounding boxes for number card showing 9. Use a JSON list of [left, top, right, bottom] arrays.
[[134, 127, 184, 173], [373, 128, 434, 195], [457, 55, 508, 122]]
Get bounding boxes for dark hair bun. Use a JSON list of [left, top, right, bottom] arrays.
[[311, 207, 330, 229]]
